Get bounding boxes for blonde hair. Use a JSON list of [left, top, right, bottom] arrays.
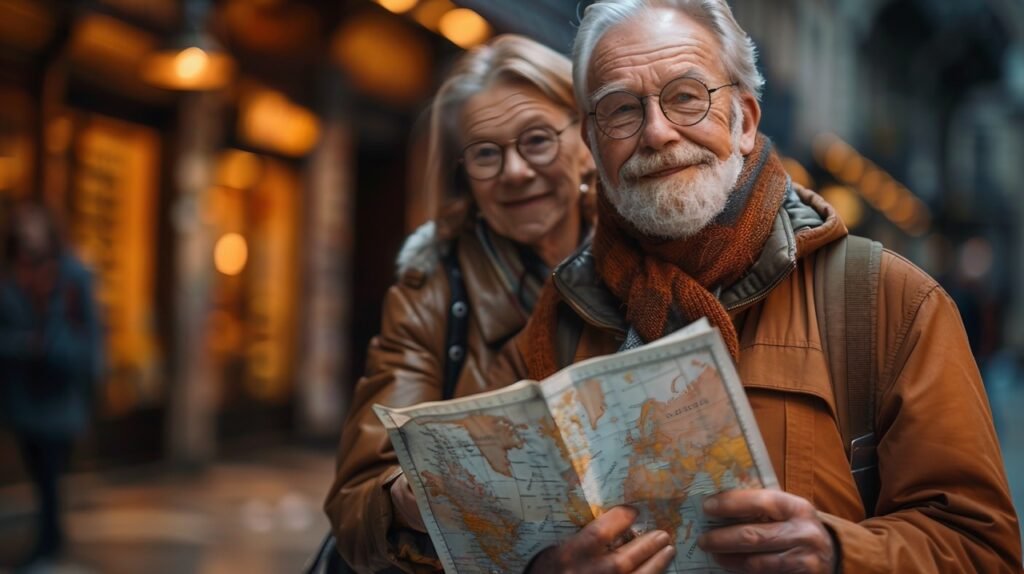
[[423, 35, 576, 236], [573, 0, 764, 112]]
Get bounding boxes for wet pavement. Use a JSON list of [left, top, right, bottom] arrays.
[[0, 445, 335, 574]]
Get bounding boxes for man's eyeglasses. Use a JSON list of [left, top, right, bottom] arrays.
[[589, 77, 737, 140], [460, 121, 577, 181]]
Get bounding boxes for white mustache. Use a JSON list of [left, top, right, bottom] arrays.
[[619, 143, 718, 182]]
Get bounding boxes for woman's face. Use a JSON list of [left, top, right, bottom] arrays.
[[458, 81, 592, 254]]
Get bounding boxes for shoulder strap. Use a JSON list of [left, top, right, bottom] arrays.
[[816, 234, 883, 516], [442, 244, 469, 401]]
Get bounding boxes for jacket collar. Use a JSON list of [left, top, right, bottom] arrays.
[[552, 183, 844, 334]]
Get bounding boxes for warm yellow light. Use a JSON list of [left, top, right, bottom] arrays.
[[825, 142, 853, 175], [175, 46, 209, 80], [331, 13, 433, 106], [780, 157, 813, 189], [875, 181, 901, 212], [239, 86, 321, 156], [438, 8, 490, 49], [214, 233, 248, 276], [889, 195, 917, 225], [412, 0, 454, 32], [838, 154, 865, 184], [820, 185, 864, 229], [142, 44, 234, 91], [858, 168, 885, 201], [0, 152, 27, 193], [216, 149, 262, 190], [377, 0, 418, 13]]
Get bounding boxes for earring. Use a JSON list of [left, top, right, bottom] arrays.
[[579, 183, 589, 194]]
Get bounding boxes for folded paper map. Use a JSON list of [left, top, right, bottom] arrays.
[[374, 319, 778, 573]]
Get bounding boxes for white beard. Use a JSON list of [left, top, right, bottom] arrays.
[[595, 100, 745, 240]]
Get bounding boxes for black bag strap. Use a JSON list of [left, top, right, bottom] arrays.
[[441, 244, 469, 401], [816, 234, 883, 516]]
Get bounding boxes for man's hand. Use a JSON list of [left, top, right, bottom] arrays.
[[528, 506, 675, 574], [389, 473, 426, 533], [697, 490, 837, 574]]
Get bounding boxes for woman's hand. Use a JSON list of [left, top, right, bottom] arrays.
[[389, 473, 427, 532]]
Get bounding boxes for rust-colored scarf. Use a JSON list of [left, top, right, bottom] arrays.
[[523, 134, 787, 379]]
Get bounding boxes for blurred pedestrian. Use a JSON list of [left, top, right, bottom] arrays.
[[0, 200, 103, 569]]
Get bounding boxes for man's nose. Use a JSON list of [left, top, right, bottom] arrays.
[[638, 98, 682, 151]]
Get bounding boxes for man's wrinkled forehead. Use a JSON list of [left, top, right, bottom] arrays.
[[586, 8, 723, 102]]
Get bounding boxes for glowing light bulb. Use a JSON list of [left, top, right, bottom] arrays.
[[175, 47, 209, 81]]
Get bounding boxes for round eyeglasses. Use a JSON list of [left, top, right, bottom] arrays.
[[590, 77, 737, 140], [460, 121, 576, 181]]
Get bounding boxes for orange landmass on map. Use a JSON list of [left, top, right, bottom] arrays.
[[436, 414, 528, 478], [422, 462, 520, 569], [623, 364, 754, 541], [579, 378, 608, 430]]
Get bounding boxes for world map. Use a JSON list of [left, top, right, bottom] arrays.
[[376, 327, 773, 574]]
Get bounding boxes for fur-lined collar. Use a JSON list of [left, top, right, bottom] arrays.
[[395, 220, 443, 281]]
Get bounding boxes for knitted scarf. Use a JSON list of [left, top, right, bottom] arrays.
[[523, 134, 787, 380]]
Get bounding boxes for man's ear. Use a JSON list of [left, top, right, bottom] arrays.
[[739, 92, 761, 154]]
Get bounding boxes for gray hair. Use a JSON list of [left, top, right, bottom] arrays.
[[572, 0, 764, 112]]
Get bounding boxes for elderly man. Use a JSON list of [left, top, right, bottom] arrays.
[[505, 0, 1022, 572]]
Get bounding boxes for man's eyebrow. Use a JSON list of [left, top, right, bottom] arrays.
[[588, 81, 631, 109], [587, 67, 714, 109]]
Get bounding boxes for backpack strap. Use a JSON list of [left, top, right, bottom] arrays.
[[815, 234, 883, 516], [441, 244, 469, 401]]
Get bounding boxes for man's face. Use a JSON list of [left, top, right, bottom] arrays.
[[584, 8, 761, 238]]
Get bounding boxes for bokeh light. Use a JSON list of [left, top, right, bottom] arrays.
[[438, 8, 490, 49], [214, 233, 248, 276]]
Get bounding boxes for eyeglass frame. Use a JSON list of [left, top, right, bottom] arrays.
[[588, 76, 738, 140], [458, 119, 578, 181]]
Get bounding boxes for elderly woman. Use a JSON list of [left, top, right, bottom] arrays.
[[323, 35, 595, 572]]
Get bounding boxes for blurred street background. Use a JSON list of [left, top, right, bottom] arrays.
[[1, 0, 1023, 571]]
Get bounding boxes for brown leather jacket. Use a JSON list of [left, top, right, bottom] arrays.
[[324, 219, 555, 573], [496, 187, 1021, 572]]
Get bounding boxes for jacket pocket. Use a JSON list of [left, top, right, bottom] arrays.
[[738, 344, 864, 519]]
